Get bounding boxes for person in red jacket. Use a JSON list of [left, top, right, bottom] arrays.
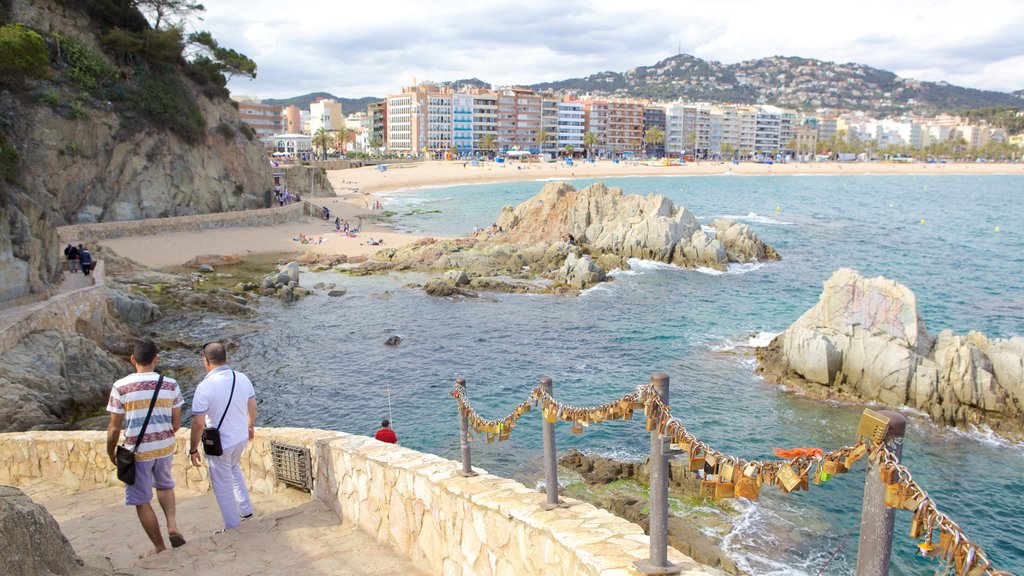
[[374, 419, 397, 444]]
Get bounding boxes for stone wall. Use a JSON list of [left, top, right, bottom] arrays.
[[0, 260, 106, 354], [57, 203, 304, 243], [0, 429, 711, 576]]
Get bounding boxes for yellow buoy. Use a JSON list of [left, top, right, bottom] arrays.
[[995, 225, 1000, 232], [920, 218, 926, 225], [775, 206, 781, 212]]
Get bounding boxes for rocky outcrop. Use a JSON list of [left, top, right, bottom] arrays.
[[0, 330, 129, 433], [261, 261, 310, 302], [493, 182, 778, 271], [0, 0, 272, 305], [757, 268, 1024, 440], [365, 182, 779, 295], [0, 485, 92, 576]]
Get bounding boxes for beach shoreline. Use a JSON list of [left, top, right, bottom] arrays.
[[99, 159, 1023, 270]]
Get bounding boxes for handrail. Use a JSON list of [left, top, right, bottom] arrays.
[[450, 380, 1009, 575]]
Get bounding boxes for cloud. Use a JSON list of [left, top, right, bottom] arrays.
[[208, 0, 1024, 98]]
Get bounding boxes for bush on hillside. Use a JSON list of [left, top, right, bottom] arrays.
[[56, 0, 148, 33], [130, 73, 205, 143], [54, 34, 117, 90], [0, 133, 18, 184], [0, 24, 52, 85]]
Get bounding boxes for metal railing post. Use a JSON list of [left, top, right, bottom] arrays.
[[634, 372, 680, 575], [855, 410, 907, 576], [540, 376, 562, 509], [456, 377, 477, 477]]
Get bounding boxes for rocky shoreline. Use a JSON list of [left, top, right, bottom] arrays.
[[756, 268, 1024, 441]]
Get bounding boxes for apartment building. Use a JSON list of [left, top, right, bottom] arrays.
[[452, 92, 475, 156], [540, 97, 560, 154], [664, 103, 712, 158], [309, 99, 344, 134], [282, 105, 302, 134], [605, 100, 644, 155], [233, 97, 284, 138], [368, 101, 386, 150], [497, 88, 542, 152], [557, 101, 585, 155], [385, 84, 452, 157], [643, 106, 666, 157], [472, 91, 498, 155], [582, 99, 609, 157]]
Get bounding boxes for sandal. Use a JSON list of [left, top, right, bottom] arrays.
[[169, 532, 186, 548]]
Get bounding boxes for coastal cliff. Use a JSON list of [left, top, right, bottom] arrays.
[[756, 268, 1024, 440], [0, 0, 271, 303]]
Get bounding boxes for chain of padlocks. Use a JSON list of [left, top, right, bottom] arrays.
[[450, 381, 1008, 575]]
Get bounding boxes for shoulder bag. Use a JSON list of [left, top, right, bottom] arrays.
[[201, 371, 235, 456], [116, 374, 163, 485]]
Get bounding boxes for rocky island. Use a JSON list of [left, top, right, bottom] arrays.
[[363, 181, 779, 295], [756, 268, 1024, 440]]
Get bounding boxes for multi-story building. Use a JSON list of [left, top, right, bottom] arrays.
[[386, 84, 452, 157], [753, 105, 781, 157], [496, 88, 541, 152], [368, 101, 386, 151], [582, 99, 609, 157], [472, 91, 499, 156], [557, 101, 585, 156], [452, 92, 475, 156], [282, 105, 302, 134], [605, 100, 644, 156], [643, 106, 666, 157], [233, 97, 284, 138], [309, 99, 344, 134], [792, 125, 818, 160], [540, 96, 560, 154]]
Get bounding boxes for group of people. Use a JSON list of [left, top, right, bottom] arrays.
[[107, 340, 400, 555], [63, 243, 93, 275], [106, 340, 257, 554], [273, 185, 299, 207]]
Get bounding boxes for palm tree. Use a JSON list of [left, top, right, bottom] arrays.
[[311, 128, 331, 160], [644, 127, 665, 158], [719, 142, 735, 161], [534, 129, 550, 154], [367, 135, 382, 159], [334, 125, 349, 155], [564, 144, 575, 158], [478, 133, 498, 158], [583, 131, 600, 160]]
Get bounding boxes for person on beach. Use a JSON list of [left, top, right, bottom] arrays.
[[335, 216, 341, 231], [375, 419, 397, 444], [189, 342, 257, 533], [78, 245, 92, 276], [106, 339, 186, 554], [64, 243, 79, 273]]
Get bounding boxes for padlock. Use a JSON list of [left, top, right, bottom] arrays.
[[714, 481, 735, 499], [845, 442, 868, 469], [735, 476, 759, 500], [857, 408, 891, 445], [776, 464, 802, 493], [689, 454, 705, 471], [699, 479, 716, 499], [880, 462, 899, 484]]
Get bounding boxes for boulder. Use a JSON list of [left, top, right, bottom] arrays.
[[443, 270, 470, 286], [106, 290, 160, 325], [757, 268, 1024, 440], [713, 218, 780, 262], [385, 336, 402, 346], [0, 486, 86, 576], [197, 264, 215, 273], [559, 253, 606, 289], [327, 289, 347, 297]]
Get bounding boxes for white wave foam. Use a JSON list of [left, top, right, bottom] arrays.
[[693, 266, 724, 276], [726, 261, 767, 275], [949, 424, 1024, 450], [579, 283, 614, 297], [748, 331, 780, 347], [607, 267, 636, 277], [720, 211, 793, 225], [626, 258, 679, 272]]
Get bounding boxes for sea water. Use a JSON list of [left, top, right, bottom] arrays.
[[222, 174, 1023, 575]]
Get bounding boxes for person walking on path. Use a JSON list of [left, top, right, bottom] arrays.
[[64, 244, 79, 273], [374, 419, 397, 444], [189, 342, 257, 533], [106, 339, 186, 554], [78, 245, 92, 276]]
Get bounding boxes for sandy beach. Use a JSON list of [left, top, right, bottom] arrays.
[[100, 159, 1024, 269]]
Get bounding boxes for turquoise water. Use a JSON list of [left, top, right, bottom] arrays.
[[227, 175, 1022, 575]]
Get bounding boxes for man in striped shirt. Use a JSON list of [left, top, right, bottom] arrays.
[[106, 339, 186, 554]]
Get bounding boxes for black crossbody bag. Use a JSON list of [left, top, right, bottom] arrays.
[[201, 371, 235, 456], [116, 375, 163, 485]]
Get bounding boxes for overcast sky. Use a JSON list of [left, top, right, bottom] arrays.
[[198, 0, 1024, 100]]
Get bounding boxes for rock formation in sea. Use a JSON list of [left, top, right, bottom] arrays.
[[0, 0, 272, 303], [756, 268, 1024, 440], [370, 181, 779, 294]]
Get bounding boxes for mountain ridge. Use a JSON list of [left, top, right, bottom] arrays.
[[273, 55, 1023, 115]]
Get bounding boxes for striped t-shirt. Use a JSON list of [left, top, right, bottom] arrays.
[[107, 372, 184, 461]]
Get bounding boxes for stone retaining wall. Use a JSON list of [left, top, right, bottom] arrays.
[[0, 260, 106, 354], [0, 429, 709, 576], [57, 203, 305, 243]]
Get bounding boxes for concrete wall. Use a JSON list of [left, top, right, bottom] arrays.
[[0, 260, 106, 354], [57, 203, 305, 243], [0, 429, 710, 576]]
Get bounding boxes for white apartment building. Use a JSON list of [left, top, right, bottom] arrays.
[[557, 101, 585, 153], [452, 92, 475, 156], [386, 94, 414, 155], [472, 92, 498, 155], [664, 103, 712, 158], [425, 93, 452, 155], [309, 100, 343, 134]]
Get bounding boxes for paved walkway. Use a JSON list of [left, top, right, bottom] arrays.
[[0, 270, 94, 342], [23, 481, 430, 576]]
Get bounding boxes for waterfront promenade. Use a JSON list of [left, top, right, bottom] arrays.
[[22, 480, 429, 575]]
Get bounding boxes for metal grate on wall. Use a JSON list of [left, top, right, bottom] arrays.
[[270, 441, 313, 492]]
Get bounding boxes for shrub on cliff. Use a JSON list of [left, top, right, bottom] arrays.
[[0, 24, 52, 85], [130, 72, 205, 143], [54, 33, 117, 90]]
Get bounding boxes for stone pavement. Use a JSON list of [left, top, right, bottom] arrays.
[[22, 480, 431, 576]]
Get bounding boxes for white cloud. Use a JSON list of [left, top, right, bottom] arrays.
[[200, 0, 1024, 98]]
